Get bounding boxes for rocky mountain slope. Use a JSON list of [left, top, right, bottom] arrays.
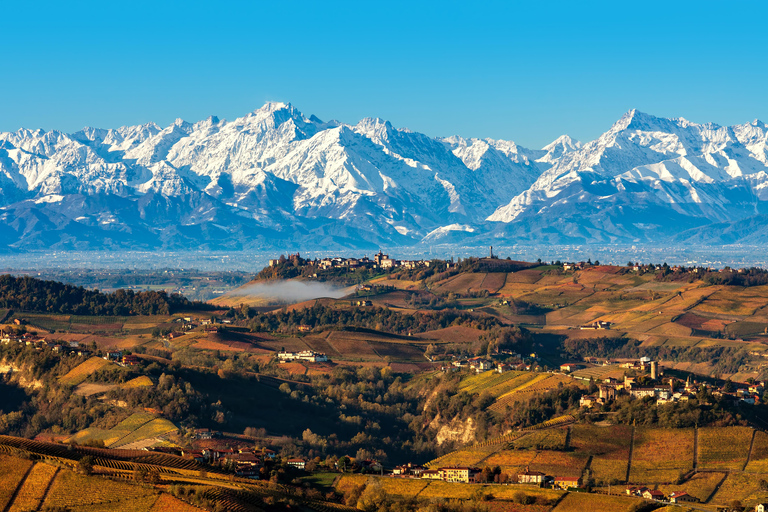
[[0, 103, 766, 251]]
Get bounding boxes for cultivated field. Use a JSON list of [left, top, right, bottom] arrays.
[[59, 357, 118, 386], [570, 425, 632, 485], [698, 426, 754, 471], [657, 471, 725, 503], [711, 471, 768, 505], [551, 491, 641, 512], [0, 455, 34, 510], [34, 465, 159, 511], [8, 462, 58, 512], [746, 430, 768, 473], [459, 371, 536, 396], [630, 428, 694, 483], [68, 412, 176, 449]]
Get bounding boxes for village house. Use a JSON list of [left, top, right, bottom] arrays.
[[286, 458, 307, 470], [518, 467, 547, 485], [470, 359, 494, 373], [560, 363, 583, 373], [393, 463, 425, 476], [643, 489, 665, 500], [421, 469, 442, 480], [121, 354, 141, 366], [277, 350, 329, 363], [580, 320, 611, 330], [438, 467, 481, 483], [668, 492, 698, 503], [554, 476, 582, 490], [629, 388, 657, 399], [756, 503, 767, 512]]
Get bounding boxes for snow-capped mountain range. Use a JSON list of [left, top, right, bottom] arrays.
[[1, 102, 767, 251]]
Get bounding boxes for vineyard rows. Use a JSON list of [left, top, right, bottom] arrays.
[[522, 415, 575, 431]]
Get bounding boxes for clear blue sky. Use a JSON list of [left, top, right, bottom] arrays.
[[1, 0, 766, 149]]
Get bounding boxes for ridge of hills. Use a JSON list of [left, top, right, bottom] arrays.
[[2, 263, 768, 510]]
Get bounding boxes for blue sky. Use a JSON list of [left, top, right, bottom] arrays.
[[1, 0, 766, 148]]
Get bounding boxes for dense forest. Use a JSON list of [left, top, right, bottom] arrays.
[[235, 302, 503, 335], [0, 274, 212, 315]]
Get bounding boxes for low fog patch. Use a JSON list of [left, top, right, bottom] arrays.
[[231, 280, 347, 303]]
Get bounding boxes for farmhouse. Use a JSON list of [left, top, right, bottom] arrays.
[[518, 467, 547, 485], [580, 320, 611, 330], [554, 476, 582, 489], [643, 489, 664, 500], [286, 458, 307, 470], [668, 491, 698, 503], [277, 350, 329, 363], [421, 469, 442, 480], [438, 467, 481, 483]]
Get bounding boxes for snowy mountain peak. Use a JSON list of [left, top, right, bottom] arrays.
[[3, 105, 768, 250], [541, 134, 581, 152], [257, 101, 291, 113]]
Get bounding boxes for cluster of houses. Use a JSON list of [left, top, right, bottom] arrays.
[[1, 333, 92, 356], [392, 464, 581, 489], [579, 320, 612, 330], [625, 486, 699, 504], [103, 351, 141, 366], [441, 351, 533, 374], [185, 444, 277, 479], [268, 251, 435, 272], [574, 360, 764, 409], [277, 350, 329, 363]]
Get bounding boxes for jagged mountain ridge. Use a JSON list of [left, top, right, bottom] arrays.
[[0, 103, 766, 251], [0, 102, 570, 250], [486, 109, 768, 244]]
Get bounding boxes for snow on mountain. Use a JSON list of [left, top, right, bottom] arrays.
[[487, 111, 768, 243], [1, 104, 767, 250]]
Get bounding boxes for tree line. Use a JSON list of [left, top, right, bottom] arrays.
[[0, 274, 212, 316]]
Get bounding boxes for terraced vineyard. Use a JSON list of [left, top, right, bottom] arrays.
[[569, 425, 632, 485], [0, 454, 34, 510], [698, 426, 754, 470], [488, 374, 579, 413], [424, 447, 496, 468], [512, 428, 568, 450], [150, 494, 202, 512], [59, 357, 117, 386], [711, 471, 768, 506], [458, 370, 535, 396], [657, 471, 726, 503], [111, 417, 178, 448], [8, 462, 59, 512], [69, 411, 176, 449], [630, 427, 694, 484], [43, 469, 159, 509], [552, 492, 641, 512], [478, 450, 539, 474], [746, 430, 768, 473]]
